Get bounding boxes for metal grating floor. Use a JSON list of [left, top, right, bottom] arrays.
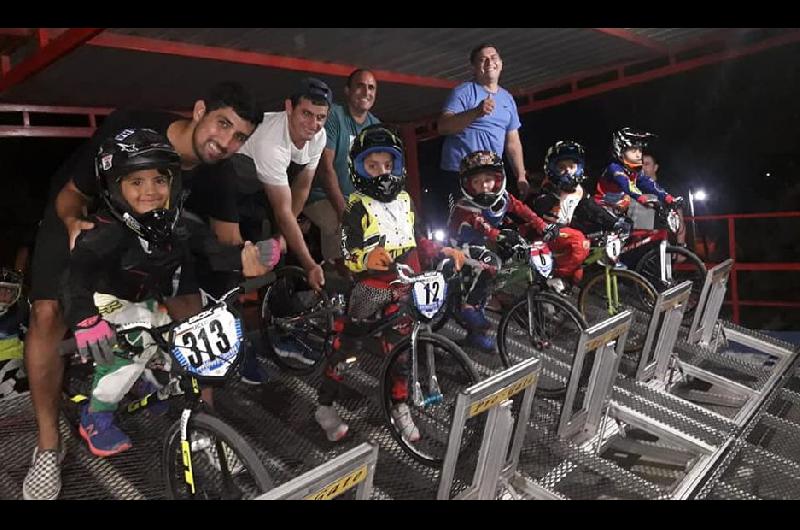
[[1, 313, 798, 500]]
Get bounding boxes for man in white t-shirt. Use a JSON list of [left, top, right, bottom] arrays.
[[238, 77, 332, 291]]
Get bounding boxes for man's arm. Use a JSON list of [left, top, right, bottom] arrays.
[[505, 129, 528, 197], [318, 147, 347, 219], [265, 183, 324, 289], [290, 166, 315, 218], [437, 91, 494, 135], [437, 109, 481, 136], [55, 179, 95, 250]]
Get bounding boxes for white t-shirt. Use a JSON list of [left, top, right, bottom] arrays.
[[238, 111, 326, 187]]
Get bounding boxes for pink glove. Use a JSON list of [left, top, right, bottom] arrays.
[[256, 238, 282, 269], [74, 315, 116, 365]]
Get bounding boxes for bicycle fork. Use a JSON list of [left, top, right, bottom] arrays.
[[658, 240, 673, 284], [410, 322, 443, 408], [605, 266, 621, 315]]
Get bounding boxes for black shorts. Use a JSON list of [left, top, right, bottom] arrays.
[[29, 211, 70, 302]]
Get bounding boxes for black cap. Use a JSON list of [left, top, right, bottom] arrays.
[[293, 77, 333, 107]]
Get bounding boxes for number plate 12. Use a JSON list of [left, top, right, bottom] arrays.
[[412, 272, 447, 319]]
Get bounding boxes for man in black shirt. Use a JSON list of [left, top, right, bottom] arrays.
[[23, 82, 262, 501]]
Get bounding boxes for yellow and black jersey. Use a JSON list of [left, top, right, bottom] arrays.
[[341, 191, 419, 274]]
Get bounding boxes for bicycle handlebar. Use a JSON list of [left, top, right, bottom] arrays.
[[59, 273, 274, 358]]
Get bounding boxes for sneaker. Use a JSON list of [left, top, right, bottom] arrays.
[[465, 331, 497, 353], [273, 336, 317, 367], [239, 350, 269, 386], [22, 441, 66, 500], [314, 405, 349, 442], [78, 405, 132, 457], [459, 305, 492, 331], [390, 403, 421, 442], [191, 434, 244, 475], [130, 377, 169, 416]]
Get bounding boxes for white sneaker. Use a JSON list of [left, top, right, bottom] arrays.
[[391, 403, 421, 442], [314, 405, 349, 442], [191, 434, 244, 475]]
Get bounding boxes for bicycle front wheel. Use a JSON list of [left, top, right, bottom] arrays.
[[578, 268, 657, 353], [635, 245, 706, 322], [497, 291, 587, 398], [261, 266, 333, 375], [380, 332, 479, 468], [163, 412, 273, 499]]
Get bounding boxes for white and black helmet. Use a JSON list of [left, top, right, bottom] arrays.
[[95, 128, 183, 245], [458, 150, 507, 209], [612, 127, 656, 164]]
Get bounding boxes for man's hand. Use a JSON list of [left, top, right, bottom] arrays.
[[65, 217, 95, 250], [241, 241, 269, 277], [475, 93, 495, 118], [306, 263, 325, 291]]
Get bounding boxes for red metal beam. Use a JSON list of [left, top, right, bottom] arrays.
[[592, 28, 669, 53], [0, 103, 114, 114], [0, 28, 105, 94], [0, 29, 33, 38], [400, 125, 423, 217], [689, 211, 800, 221], [727, 218, 740, 324], [516, 30, 800, 115], [729, 300, 800, 309], [87, 32, 458, 90], [0, 125, 96, 138]]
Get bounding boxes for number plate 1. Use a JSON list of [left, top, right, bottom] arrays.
[[171, 305, 243, 378], [412, 272, 447, 319], [529, 241, 553, 278], [606, 235, 622, 261]]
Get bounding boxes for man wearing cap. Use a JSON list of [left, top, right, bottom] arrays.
[[235, 77, 332, 291], [303, 69, 380, 275]]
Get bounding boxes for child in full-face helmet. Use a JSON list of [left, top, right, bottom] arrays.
[[594, 127, 683, 213], [447, 150, 559, 351], [528, 140, 628, 291], [60, 128, 275, 458], [314, 124, 465, 444]]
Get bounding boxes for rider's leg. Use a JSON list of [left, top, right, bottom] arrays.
[[460, 246, 500, 328], [550, 227, 590, 285], [79, 297, 169, 457]]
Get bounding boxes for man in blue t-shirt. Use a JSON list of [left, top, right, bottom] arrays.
[[304, 69, 381, 267], [437, 44, 530, 211]]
